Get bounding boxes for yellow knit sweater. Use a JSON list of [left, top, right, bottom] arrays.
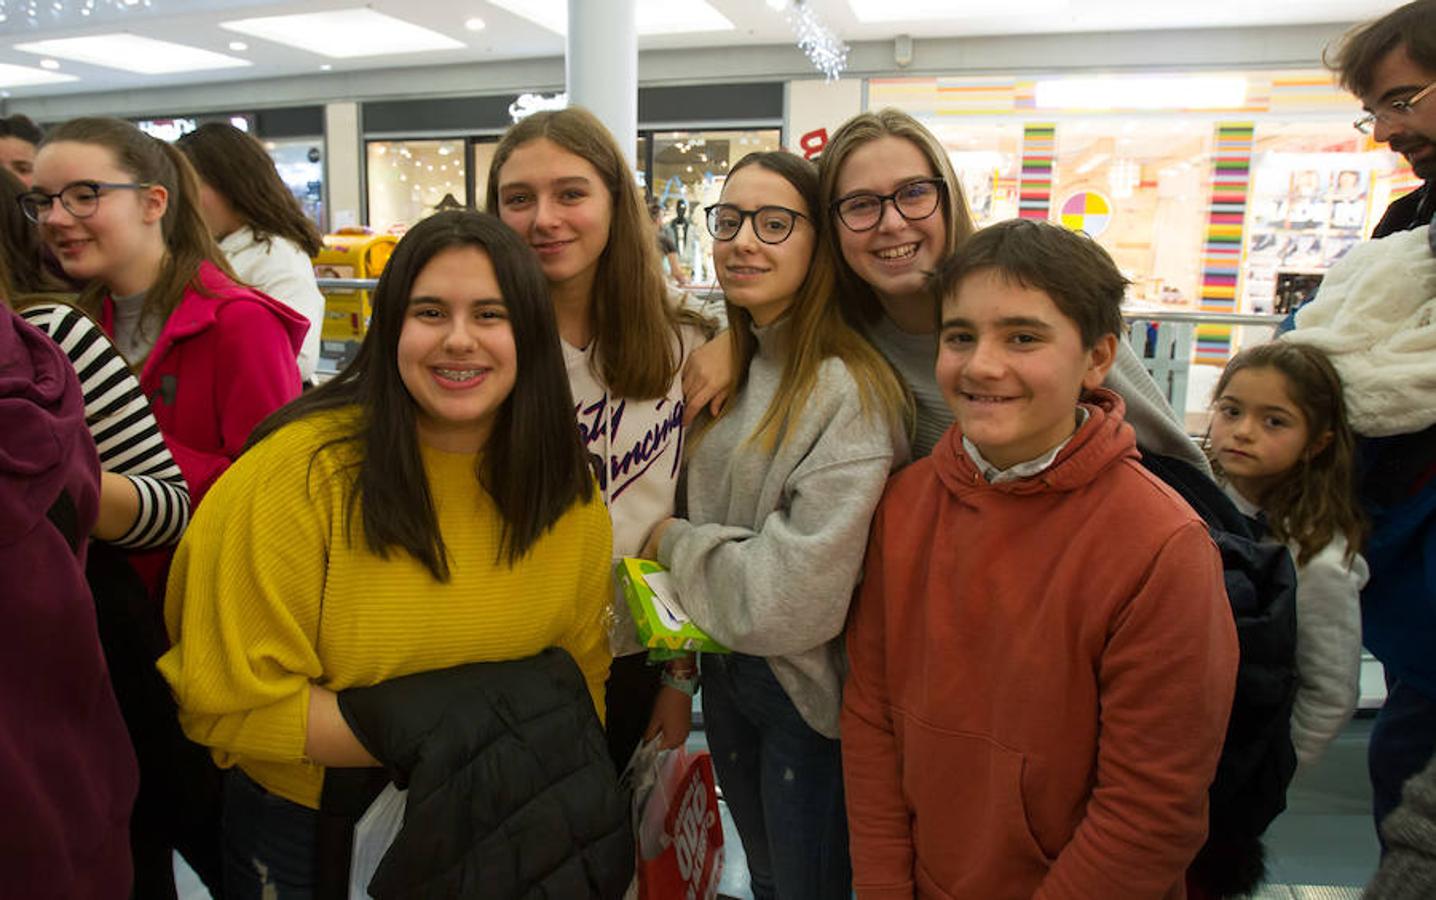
[[157, 408, 614, 809]]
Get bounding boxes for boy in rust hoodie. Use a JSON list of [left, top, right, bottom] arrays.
[[842, 219, 1239, 900]]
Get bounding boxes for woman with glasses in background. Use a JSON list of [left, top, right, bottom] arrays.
[[637, 151, 909, 899], [21, 116, 307, 900]]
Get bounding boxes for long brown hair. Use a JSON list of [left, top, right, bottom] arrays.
[[712, 151, 909, 451], [1208, 341, 1365, 565], [42, 118, 236, 346], [817, 108, 975, 329], [485, 106, 681, 400], [177, 123, 324, 257], [247, 211, 593, 576]]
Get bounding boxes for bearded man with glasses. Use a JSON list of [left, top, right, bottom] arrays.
[[1331, 0, 1436, 236], [1322, 3, 1436, 883]]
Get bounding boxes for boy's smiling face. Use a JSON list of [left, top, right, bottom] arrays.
[[937, 268, 1116, 471]]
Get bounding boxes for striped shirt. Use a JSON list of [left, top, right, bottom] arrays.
[[21, 303, 190, 549]]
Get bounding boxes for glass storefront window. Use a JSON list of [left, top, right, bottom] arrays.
[[366, 139, 468, 234], [264, 137, 325, 232], [1242, 122, 1408, 315], [1052, 119, 1214, 310], [935, 123, 1023, 228]]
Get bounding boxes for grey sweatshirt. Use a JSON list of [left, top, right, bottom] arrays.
[[865, 312, 1211, 473], [659, 316, 908, 738]]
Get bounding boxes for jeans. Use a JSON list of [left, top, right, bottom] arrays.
[[700, 653, 851, 900], [1370, 676, 1436, 850], [222, 769, 321, 900]]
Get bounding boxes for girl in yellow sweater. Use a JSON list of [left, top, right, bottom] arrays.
[[158, 211, 613, 897]]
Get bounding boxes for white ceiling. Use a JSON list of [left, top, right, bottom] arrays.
[[0, 0, 1399, 99]]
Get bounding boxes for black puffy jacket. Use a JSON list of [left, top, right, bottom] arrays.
[[335, 648, 633, 900]]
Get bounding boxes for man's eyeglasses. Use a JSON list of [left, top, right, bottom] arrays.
[[17, 180, 153, 224], [831, 178, 945, 232], [704, 204, 808, 245], [1354, 81, 1436, 134]]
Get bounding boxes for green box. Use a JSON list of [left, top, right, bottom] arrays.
[[617, 558, 729, 654]]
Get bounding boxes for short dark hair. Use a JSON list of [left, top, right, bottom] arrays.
[[0, 114, 42, 146], [248, 210, 593, 576], [930, 218, 1127, 348], [1325, 0, 1436, 97]]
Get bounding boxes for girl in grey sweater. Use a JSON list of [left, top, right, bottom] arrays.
[[641, 152, 908, 900]]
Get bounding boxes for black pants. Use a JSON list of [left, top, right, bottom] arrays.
[[603, 652, 665, 772], [88, 544, 226, 900]]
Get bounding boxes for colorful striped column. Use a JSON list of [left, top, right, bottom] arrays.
[[1195, 123, 1255, 364], [1018, 123, 1055, 220]]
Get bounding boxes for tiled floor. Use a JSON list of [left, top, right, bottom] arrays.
[[176, 717, 1384, 899]]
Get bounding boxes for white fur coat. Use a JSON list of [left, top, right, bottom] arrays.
[[1286, 225, 1436, 437]]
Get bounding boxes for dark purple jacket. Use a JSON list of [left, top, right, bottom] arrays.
[[0, 306, 138, 899]]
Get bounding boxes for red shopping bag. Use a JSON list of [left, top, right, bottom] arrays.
[[634, 746, 724, 900]]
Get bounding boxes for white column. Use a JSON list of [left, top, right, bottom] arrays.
[[323, 101, 362, 231], [567, 0, 638, 166]]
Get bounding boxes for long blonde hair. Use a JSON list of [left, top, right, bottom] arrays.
[[43, 118, 236, 349], [817, 108, 975, 329], [712, 152, 910, 451], [486, 107, 681, 400]]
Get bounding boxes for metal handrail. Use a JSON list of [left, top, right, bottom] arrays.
[[314, 279, 1285, 328]]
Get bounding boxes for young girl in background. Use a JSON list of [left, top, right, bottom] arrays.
[[488, 106, 709, 766], [159, 211, 614, 896], [178, 122, 327, 385], [641, 151, 909, 899], [1208, 340, 1368, 765]]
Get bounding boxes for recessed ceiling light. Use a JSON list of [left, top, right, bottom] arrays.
[[846, 0, 1067, 22], [488, 0, 733, 36], [38, 58, 60, 70], [228, 41, 248, 52], [464, 16, 486, 31], [320, 64, 333, 71], [14, 34, 250, 75], [0, 63, 78, 88], [221, 8, 465, 58]]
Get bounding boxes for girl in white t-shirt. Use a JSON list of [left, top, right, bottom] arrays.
[[488, 106, 710, 768]]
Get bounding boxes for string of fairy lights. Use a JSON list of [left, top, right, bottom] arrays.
[[0, 0, 152, 27], [767, 0, 849, 81]]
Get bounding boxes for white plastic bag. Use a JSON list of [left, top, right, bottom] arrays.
[[349, 783, 407, 900]]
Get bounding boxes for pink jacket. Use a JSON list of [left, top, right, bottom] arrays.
[[101, 260, 307, 507]]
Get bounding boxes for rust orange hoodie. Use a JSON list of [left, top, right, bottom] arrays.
[[842, 390, 1238, 900]]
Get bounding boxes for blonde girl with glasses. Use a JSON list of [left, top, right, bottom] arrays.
[[815, 108, 1205, 464], [638, 151, 908, 899]]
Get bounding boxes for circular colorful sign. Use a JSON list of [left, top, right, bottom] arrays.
[[1059, 191, 1113, 237]]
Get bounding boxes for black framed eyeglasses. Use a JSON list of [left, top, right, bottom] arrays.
[[831, 178, 945, 232], [1354, 81, 1436, 134], [17, 180, 153, 224], [704, 203, 808, 245]]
